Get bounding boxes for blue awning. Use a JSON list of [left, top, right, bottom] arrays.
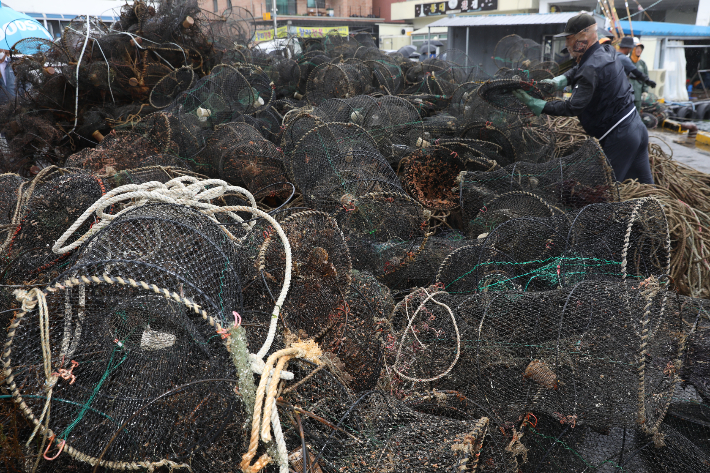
[[618, 20, 710, 38], [25, 13, 119, 22], [2, 0, 125, 22]]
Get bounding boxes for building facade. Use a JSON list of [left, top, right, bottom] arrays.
[[199, 0, 378, 18], [386, 0, 710, 32]]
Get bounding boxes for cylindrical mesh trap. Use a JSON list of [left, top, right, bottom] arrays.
[[386, 279, 681, 434], [440, 198, 670, 293], [2, 203, 246, 469]]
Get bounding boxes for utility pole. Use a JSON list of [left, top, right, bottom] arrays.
[[272, 0, 278, 39]]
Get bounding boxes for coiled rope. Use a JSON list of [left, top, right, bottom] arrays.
[[52, 176, 257, 254]]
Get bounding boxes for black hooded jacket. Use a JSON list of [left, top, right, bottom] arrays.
[[542, 42, 635, 139], [601, 44, 651, 83]]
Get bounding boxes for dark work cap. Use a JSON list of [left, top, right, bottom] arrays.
[[554, 13, 597, 37], [619, 36, 634, 48]]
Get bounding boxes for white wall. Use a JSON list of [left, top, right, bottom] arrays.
[[639, 37, 660, 70], [378, 23, 413, 50], [698, 0, 710, 26], [380, 35, 412, 49], [665, 10, 697, 25], [378, 23, 413, 36]]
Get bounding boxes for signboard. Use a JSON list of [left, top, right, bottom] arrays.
[[292, 25, 348, 37], [414, 2, 445, 17], [254, 25, 349, 42], [415, 0, 497, 17], [254, 26, 288, 42]]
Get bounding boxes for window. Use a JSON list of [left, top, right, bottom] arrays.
[[214, 0, 219, 12], [307, 0, 325, 8], [268, 0, 297, 15], [227, 0, 232, 8]]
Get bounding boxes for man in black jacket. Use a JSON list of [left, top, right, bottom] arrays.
[[514, 13, 653, 184], [606, 36, 656, 95]]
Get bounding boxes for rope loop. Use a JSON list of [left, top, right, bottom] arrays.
[[392, 289, 461, 383], [52, 177, 258, 255]]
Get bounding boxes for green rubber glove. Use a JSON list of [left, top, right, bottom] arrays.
[[540, 75, 568, 91], [513, 89, 546, 116]]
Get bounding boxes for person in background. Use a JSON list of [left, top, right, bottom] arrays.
[[628, 38, 650, 110], [0, 49, 16, 106], [513, 13, 654, 184], [605, 36, 656, 97], [617, 35, 634, 56]]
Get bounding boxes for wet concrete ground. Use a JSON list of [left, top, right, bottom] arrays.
[[649, 129, 710, 174]]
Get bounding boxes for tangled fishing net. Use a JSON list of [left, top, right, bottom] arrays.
[[1, 8, 710, 473], [386, 277, 680, 437], [477, 79, 549, 116], [1, 168, 109, 288]]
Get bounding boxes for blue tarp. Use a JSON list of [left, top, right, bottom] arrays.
[[618, 20, 710, 38]]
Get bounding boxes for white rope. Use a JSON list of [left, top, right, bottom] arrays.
[[69, 15, 92, 135], [92, 38, 116, 104], [205, 205, 293, 377], [392, 290, 461, 383], [14, 289, 57, 445], [269, 398, 289, 473], [52, 177, 257, 254]]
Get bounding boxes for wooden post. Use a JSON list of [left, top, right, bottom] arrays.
[[625, 1, 634, 37], [606, 0, 625, 37], [598, 0, 618, 41]]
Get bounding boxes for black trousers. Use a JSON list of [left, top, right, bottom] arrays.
[[600, 111, 653, 184]]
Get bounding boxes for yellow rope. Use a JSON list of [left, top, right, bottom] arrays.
[[241, 340, 322, 473], [13, 289, 58, 447]]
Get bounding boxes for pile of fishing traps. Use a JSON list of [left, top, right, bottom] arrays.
[[0, 3, 709, 473]]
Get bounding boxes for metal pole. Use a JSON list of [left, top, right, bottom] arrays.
[[428, 26, 431, 58], [272, 0, 278, 39], [698, 67, 708, 97], [465, 26, 469, 69], [659, 37, 666, 70]]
